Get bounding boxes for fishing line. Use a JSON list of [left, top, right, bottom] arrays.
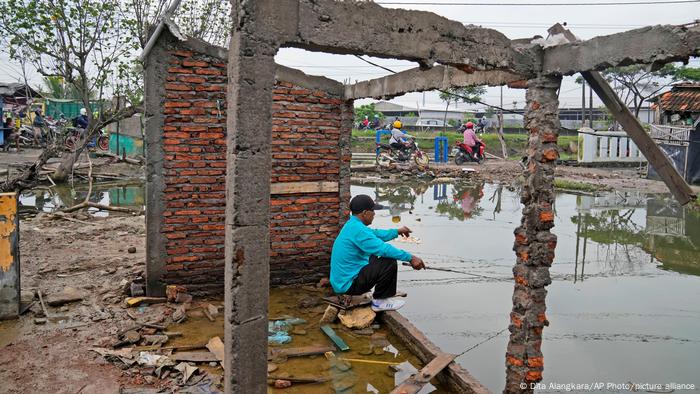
[[456, 327, 510, 357], [401, 262, 508, 281]]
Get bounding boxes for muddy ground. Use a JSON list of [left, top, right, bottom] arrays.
[[1, 148, 699, 393]]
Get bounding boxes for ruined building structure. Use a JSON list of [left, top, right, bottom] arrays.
[[142, 1, 700, 393]]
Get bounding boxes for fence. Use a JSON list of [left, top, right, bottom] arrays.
[[578, 131, 646, 163]]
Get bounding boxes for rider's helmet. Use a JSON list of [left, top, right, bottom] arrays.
[[392, 216, 401, 224], [392, 119, 402, 129], [80, 108, 87, 116], [465, 121, 474, 129]]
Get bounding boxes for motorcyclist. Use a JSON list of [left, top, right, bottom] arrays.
[[370, 115, 381, 129], [476, 117, 487, 134], [462, 121, 483, 160], [361, 115, 370, 130], [32, 109, 44, 146], [389, 123, 412, 152], [76, 108, 89, 129]]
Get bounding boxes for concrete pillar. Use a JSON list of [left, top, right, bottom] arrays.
[[0, 192, 20, 320], [505, 75, 561, 393], [224, 2, 279, 392]]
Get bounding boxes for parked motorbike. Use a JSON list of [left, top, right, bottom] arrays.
[[452, 141, 485, 164], [376, 137, 430, 168]]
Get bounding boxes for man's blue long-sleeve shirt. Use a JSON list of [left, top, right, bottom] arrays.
[[330, 215, 412, 294]]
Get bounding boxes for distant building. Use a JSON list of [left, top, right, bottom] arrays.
[[649, 83, 700, 126]]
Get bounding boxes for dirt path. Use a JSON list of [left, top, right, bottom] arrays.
[[0, 214, 147, 394]]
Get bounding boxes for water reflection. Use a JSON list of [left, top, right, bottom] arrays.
[[354, 181, 700, 392], [18, 182, 145, 217]]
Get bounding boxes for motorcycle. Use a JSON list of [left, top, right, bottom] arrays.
[[452, 141, 485, 165], [64, 127, 109, 151], [376, 137, 430, 168]]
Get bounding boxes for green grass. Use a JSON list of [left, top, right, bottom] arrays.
[[553, 178, 603, 193], [352, 129, 578, 159]]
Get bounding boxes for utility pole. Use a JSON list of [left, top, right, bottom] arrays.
[[589, 85, 593, 128], [581, 78, 586, 128]]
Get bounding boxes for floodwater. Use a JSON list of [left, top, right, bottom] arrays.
[[355, 180, 700, 392], [167, 287, 445, 393], [17, 182, 144, 217]]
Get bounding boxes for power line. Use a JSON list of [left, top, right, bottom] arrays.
[[377, 0, 700, 6], [353, 55, 524, 115]]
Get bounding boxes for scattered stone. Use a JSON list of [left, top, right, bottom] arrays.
[[166, 285, 186, 302], [298, 296, 320, 309], [175, 293, 193, 304], [372, 347, 385, 356], [267, 363, 278, 373], [273, 379, 292, 389], [358, 347, 373, 356], [291, 327, 307, 336], [140, 327, 157, 336], [122, 330, 141, 344], [172, 304, 187, 323], [127, 247, 137, 254], [319, 305, 339, 325], [338, 306, 376, 329], [59, 306, 70, 312], [206, 303, 219, 318], [46, 287, 84, 306], [34, 318, 47, 325], [353, 327, 374, 336], [142, 335, 169, 345], [316, 277, 330, 288]]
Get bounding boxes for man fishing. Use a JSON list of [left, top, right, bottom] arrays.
[[330, 194, 425, 312]]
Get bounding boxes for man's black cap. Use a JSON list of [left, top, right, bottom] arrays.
[[350, 194, 386, 214]]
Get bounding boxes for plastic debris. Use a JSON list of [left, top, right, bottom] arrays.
[[268, 331, 292, 345], [174, 362, 198, 384]]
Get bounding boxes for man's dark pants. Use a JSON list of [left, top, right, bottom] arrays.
[[345, 256, 397, 299]]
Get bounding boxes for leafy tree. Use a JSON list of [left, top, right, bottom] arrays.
[[353, 103, 384, 123], [438, 87, 486, 134], [42, 76, 93, 100], [671, 66, 700, 82], [0, 0, 141, 182]]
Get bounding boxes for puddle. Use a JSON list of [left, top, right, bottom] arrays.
[[354, 181, 700, 392], [168, 287, 444, 393], [18, 182, 144, 217]]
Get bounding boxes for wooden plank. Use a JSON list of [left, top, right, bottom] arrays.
[[268, 345, 335, 361], [320, 325, 350, 351], [322, 294, 372, 310], [269, 181, 338, 195], [206, 336, 225, 369], [581, 70, 696, 205], [171, 351, 218, 363], [390, 353, 457, 394], [380, 311, 490, 394]]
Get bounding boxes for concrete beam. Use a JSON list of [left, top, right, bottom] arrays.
[[345, 65, 526, 100], [224, 1, 278, 392], [268, 0, 534, 76], [542, 24, 700, 75]]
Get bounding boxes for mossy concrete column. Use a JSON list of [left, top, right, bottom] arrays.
[[505, 75, 561, 393]]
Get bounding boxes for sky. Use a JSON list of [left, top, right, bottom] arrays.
[[273, 0, 700, 112], [1, 0, 699, 112]]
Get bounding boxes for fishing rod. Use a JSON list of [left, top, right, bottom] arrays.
[[401, 262, 506, 281]]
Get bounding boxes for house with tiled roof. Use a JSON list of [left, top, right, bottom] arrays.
[[649, 82, 700, 127]]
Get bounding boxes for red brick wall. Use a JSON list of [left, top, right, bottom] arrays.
[[152, 44, 351, 294]]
